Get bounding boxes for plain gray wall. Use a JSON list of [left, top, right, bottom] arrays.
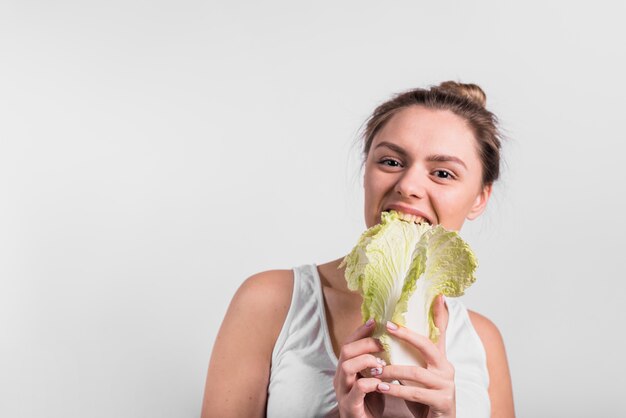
[[2, 1, 625, 417]]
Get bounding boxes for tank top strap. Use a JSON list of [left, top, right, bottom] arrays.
[[267, 264, 339, 417], [444, 297, 491, 417], [271, 264, 337, 369]]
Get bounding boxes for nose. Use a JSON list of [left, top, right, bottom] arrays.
[[393, 165, 426, 199]]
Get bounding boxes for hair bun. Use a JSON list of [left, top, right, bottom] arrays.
[[437, 81, 487, 108]]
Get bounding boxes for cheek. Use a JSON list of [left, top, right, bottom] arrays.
[[363, 168, 387, 227], [363, 176, 378, 211], [433, 190, 476, 229], [363, 167, 380, 201]]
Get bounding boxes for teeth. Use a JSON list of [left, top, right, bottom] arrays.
[[396, 212, 426, 224]]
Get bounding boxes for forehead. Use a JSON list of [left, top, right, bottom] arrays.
[[372, 105, 478, 157]]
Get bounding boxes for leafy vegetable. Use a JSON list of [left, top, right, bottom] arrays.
[[340, 210, 477, 366]]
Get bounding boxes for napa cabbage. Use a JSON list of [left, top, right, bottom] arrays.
[[340, 210, 477, 366]]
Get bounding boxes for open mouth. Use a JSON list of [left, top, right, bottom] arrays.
[[384, 209, 431, 225]]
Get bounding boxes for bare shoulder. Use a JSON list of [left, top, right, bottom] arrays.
[[217, 269, 295, 360], [467, 310, 504, 346], [467, 310, 516, 417], [231, 269, 294, 338], [201, 269, 294, 418], [236, 269, 294, 302]]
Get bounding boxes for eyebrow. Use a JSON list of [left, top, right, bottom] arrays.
[[427, 154, 467, 169], [375, 141, 408, 157], [375, 141, 468, 169]]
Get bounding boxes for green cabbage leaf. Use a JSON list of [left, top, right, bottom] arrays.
[[340, 210, 477, 366]]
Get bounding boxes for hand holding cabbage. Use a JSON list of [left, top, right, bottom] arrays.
[[340, 210, 477, 368]]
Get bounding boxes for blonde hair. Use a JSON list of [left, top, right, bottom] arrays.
[[362, 81, 502, 186]]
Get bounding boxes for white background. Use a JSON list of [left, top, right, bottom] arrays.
[[2, 1, 625, 417]]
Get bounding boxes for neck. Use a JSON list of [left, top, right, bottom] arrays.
[[318, 257, 351, 292]]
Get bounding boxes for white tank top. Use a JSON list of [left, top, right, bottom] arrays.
[[266, 264, 490, 418]]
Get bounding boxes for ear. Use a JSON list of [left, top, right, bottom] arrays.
[[466, 184, 492, 220]]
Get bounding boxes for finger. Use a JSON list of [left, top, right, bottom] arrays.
[[343, 318, 376, 345], [433, 295, 449, 353], [385, 321, 443, 368], [376, 381, 453, 412], [336, 340, 385, 394], [336, 355, 385, 395], [338, 337, 383, 363], [341, 354, 386, 378], [378, 364, 446, 388], [346, 377, 382, 406]]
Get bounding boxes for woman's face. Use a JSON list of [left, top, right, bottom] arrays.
[[363, 105, 492, 231]]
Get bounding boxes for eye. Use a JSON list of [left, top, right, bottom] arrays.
[[378, 158, 402, 168], [433, 169, 455, 179]]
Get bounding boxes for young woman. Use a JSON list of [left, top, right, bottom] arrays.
[[202, 82, 515, 418]]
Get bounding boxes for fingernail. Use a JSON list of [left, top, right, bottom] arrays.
[[370, 367, 382, 376], [386, 321, 398, 330], [377, 382, 390, 391], [376, 357, 384, 365], [365, 318, 375, 327]]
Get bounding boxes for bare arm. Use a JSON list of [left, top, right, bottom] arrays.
[[201, 270, 294, 418], [468, 310, 515, 418]]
